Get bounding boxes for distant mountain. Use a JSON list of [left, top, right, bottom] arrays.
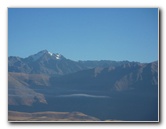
[[9, 50, 83, 75], [8, 50, 139, 76], [26, 50, 65, 61]]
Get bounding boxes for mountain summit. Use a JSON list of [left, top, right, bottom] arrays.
[[8, 50, 84, 75], [27, 50, 65, 61]]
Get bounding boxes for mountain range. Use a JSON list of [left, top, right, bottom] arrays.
[[9, 50, 139, 76], [8, 50, 159, 121]]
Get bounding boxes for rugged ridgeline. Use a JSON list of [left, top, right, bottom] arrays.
[[8, 50, 158, 121], [8, 50, 136, 76]]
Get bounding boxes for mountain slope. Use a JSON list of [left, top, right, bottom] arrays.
[[8, 72, 48, 106], [8, 60, 158, 106], [50, 61, 158, 92]]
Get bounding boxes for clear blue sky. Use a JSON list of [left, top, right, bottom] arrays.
[[8, 8, 158, 63]]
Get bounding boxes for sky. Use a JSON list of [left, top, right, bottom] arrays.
[[8, 8, 158, 63]]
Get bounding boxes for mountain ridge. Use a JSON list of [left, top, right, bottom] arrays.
[[9, 50, 153, 76]]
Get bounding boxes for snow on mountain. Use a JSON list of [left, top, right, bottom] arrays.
[[48, 52, 53, 56], [55, 54, 61, 59], [28, 50, 63, 61]]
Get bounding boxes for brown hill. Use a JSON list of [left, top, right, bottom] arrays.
[[8, 72, 49, 106], [8, 111, 100, 121]]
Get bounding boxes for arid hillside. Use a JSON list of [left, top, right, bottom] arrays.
[[8, 111, 100, 121]]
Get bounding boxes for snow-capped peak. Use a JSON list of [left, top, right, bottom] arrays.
[[48, 52, 61, 59], [27, 50, 64, 61], [48, 51, 53, 56]]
